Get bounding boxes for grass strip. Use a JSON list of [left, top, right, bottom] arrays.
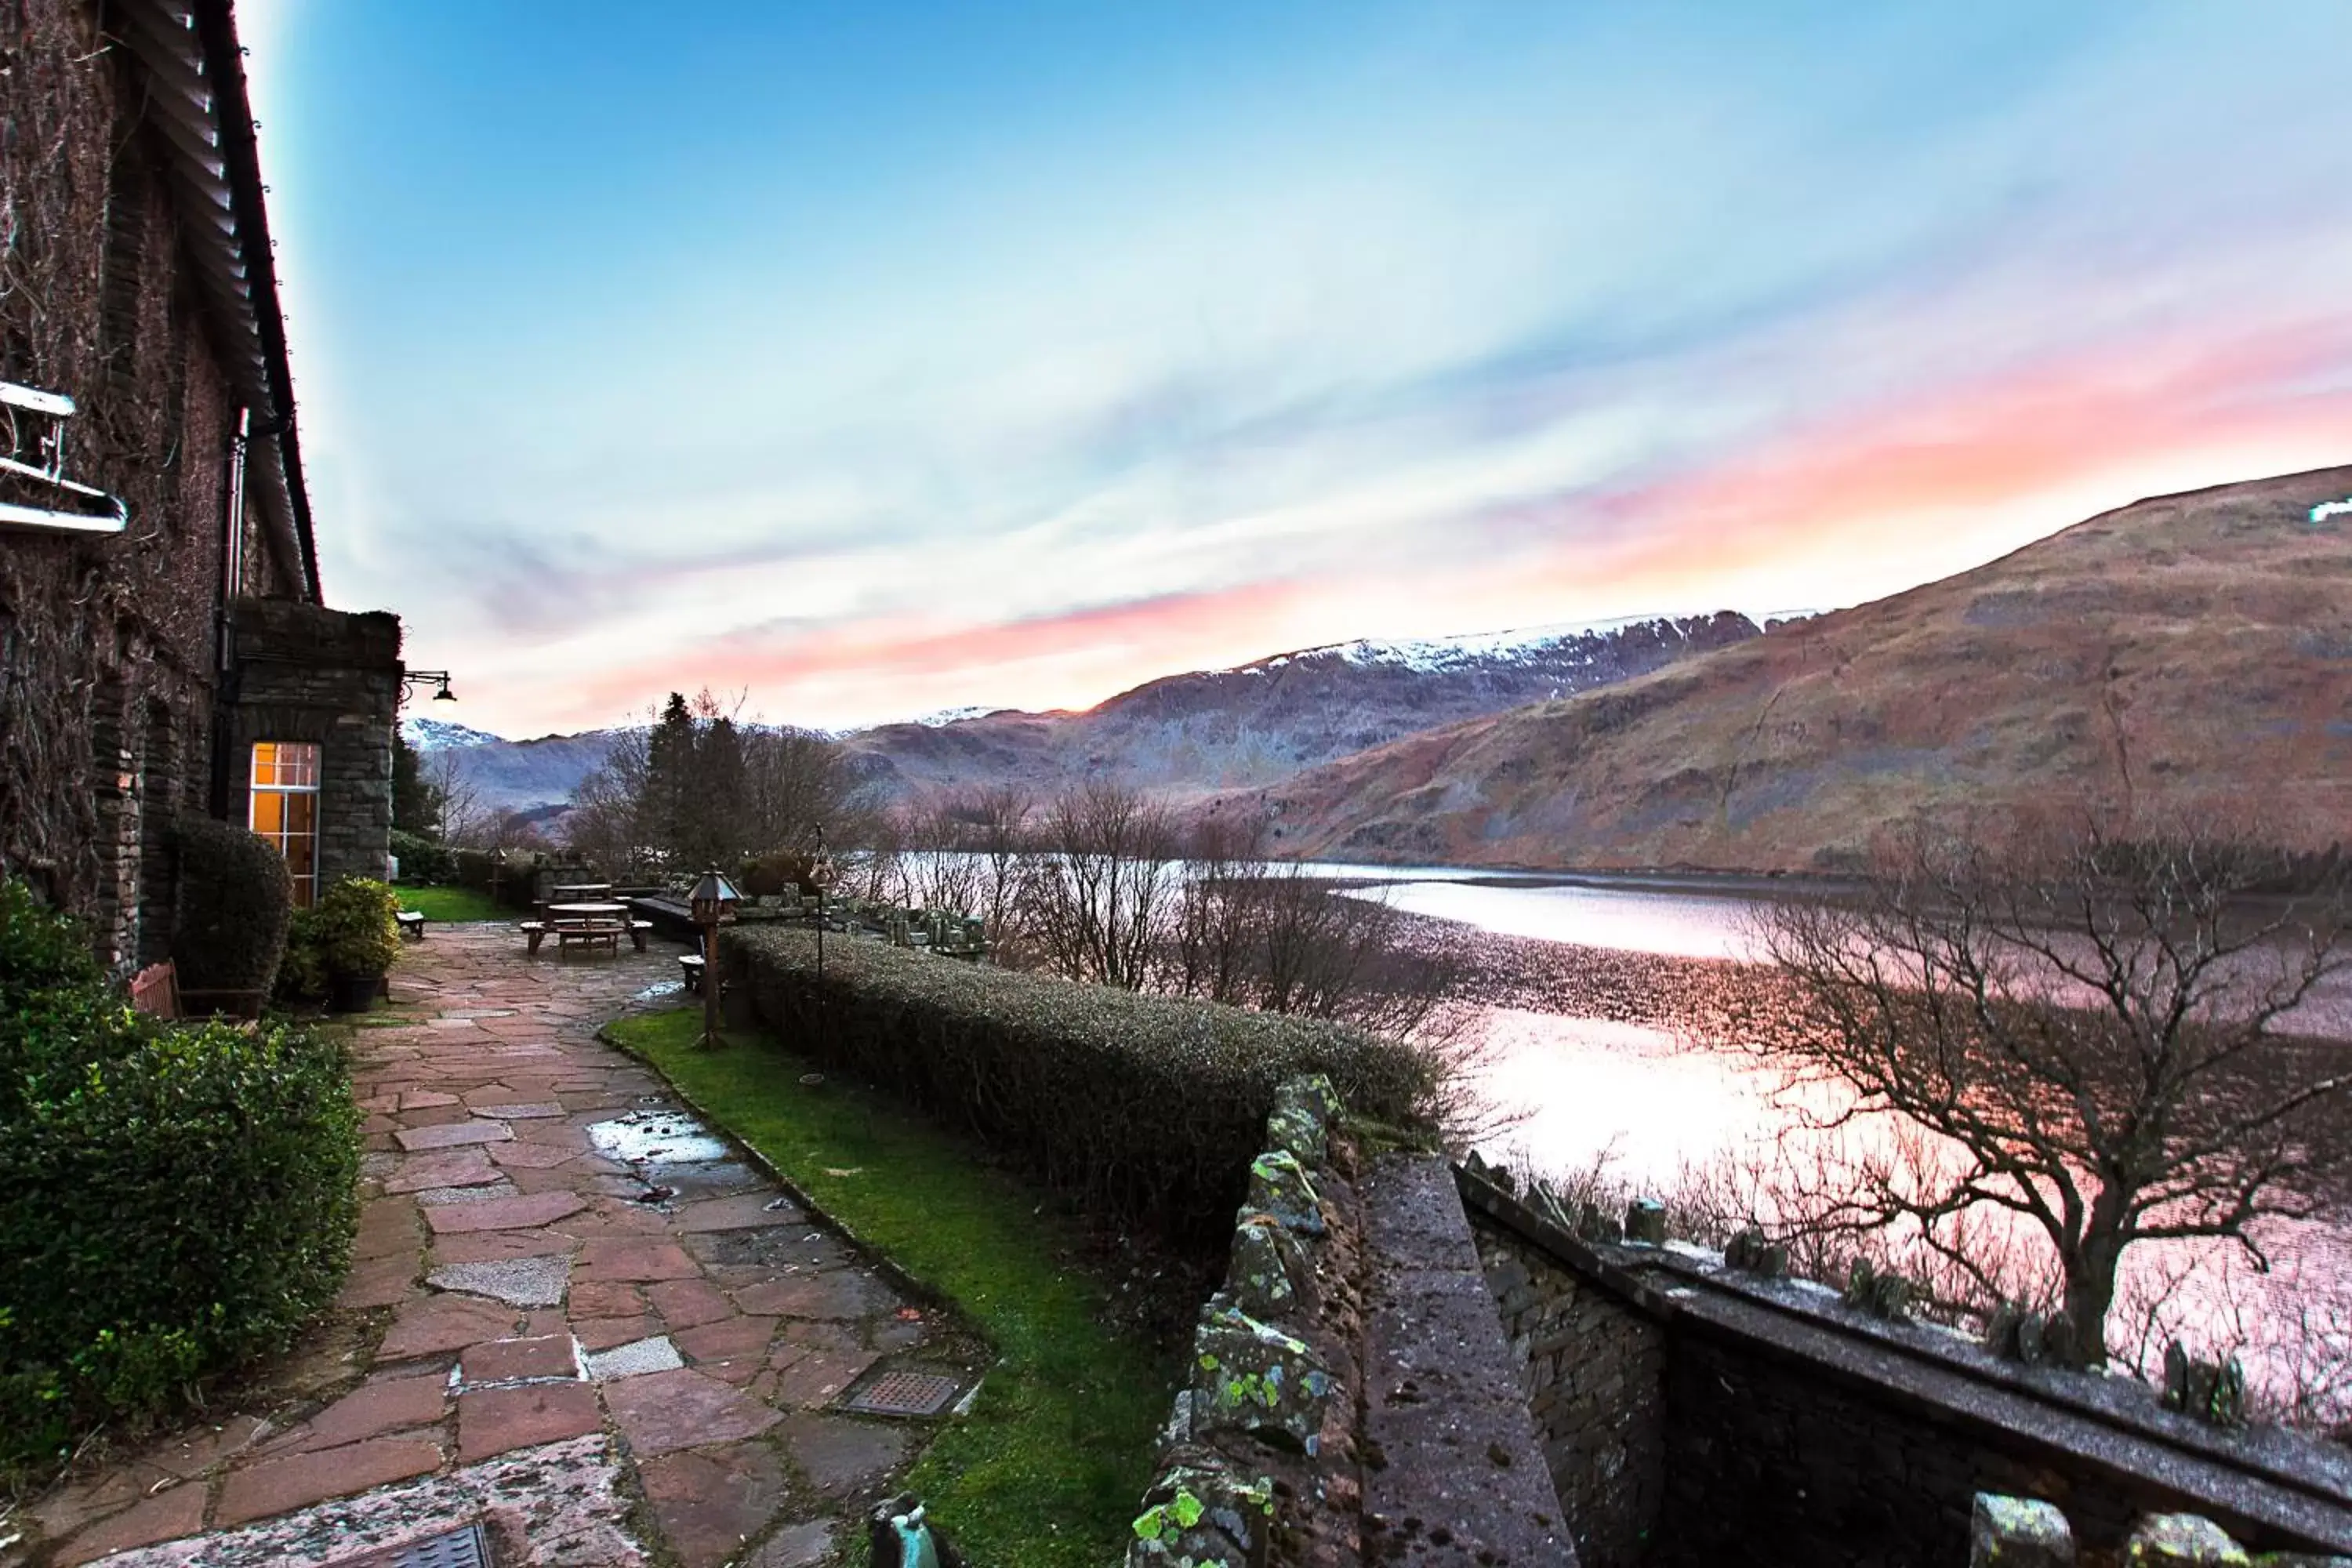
[[394, 885, 508, 922], [601, 1007, 1171, 1568]]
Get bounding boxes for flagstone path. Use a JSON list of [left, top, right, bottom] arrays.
[[15, 924, 975, 1568]]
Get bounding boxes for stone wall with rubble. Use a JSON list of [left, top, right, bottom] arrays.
[[1127, 1082, 1569, 1567], [1458, 1165, 2352, 1568]]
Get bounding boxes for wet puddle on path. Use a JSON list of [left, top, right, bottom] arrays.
[[585, 1108, 731, 1165]]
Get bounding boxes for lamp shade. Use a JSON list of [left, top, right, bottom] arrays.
[[688, 869, 741, 924]]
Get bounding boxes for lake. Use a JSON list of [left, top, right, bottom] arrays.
[[1317, 862, 2352, 1410]]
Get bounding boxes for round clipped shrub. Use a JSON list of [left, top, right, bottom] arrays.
[[314, 877, 401, 976], [0, 880, 360, 1478], [170, 815, 293, 1004]]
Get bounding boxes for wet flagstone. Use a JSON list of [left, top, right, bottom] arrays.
[[19, 926, 979, 1566]]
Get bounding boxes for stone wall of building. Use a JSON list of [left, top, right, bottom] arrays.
[[0, 0, 308, 964], [1457, 1167, 2352, 1568], [226, 600, 402, 895]]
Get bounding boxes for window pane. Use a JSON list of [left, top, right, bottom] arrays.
[[285, 831, 316, 892], [249, 742, 324, 906]]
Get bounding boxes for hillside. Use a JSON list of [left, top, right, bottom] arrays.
[[405, 720, 626, 813], [416, 615, 1761, 814], [1242, 465, 2352, 873], [838, 613, 1760, 804]]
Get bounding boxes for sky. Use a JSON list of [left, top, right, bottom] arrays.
[[242, 2, 2352, 739]]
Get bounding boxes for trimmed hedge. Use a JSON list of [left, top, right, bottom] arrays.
[[0, 880, 361, 1475], [722, 927, 1436, 1249], [169, 815, 292, 1000], [390, 828, 456, 884]]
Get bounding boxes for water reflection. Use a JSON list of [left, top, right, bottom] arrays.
[[1340, 880, 1768, 960], [1371, 866, 2352, 1421]]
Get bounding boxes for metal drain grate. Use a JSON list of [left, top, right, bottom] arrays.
[[840, 1368, 965, 1417], [326, 1522, 492, 1568]]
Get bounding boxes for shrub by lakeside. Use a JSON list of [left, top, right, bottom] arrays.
[[0, 880, 360, 1482]]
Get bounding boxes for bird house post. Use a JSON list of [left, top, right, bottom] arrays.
[[688, 868, 740, 1048]]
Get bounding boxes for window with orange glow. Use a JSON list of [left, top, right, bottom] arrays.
[[249, 741, 321, 906]]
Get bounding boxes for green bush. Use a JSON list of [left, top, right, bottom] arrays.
[[390, 828, 456, 885], [723, 926, 1436, 1248], [738, 851, 815, 898], [453, 848, 550, 910], [169, 815, 292, 1000], [313, 877, 401, 977], [0, 880, 361, 1476], [276, 908, 328, 1003]]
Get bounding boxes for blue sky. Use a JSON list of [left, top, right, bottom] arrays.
[[245, 2, 2352, 737]]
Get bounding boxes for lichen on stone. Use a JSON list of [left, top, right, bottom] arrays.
[[1189, 1301, 1334, 1455], [1247, 1149, 1326, 1236]]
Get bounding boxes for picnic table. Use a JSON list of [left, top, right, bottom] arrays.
[[522, 899, 652, 956]]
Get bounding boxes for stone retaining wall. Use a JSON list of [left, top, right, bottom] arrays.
[[1128, 1089, 1568, 1566], [1477, 1221, 1666, 1568], [1460, 1165, 2352, 1568]]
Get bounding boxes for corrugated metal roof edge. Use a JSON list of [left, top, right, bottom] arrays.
[[189, 0, 320, 604], [113, 0, 321, 605]]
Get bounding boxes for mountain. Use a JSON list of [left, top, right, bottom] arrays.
[[399, 614, 1764, 818], [401, 717, 506, 752], [838, 613, 1762, 805], [1241, 465, 2352, 873], [407, 724, 629, 813]]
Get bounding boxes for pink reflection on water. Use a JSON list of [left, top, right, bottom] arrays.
[[1463, 1003, 2352, 1421], [1345, 882, 1770, 960]]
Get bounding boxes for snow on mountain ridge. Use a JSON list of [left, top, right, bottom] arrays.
[[401, 717, 506, 750], [1243, 613, 1690, 677]]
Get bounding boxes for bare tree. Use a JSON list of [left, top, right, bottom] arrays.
[[564, 723, 656, 877], [425, 749, 490, 849], [1021, 781, 1180, 990], [740, 724, 866, 862], [1748, 816, 2352, 1365]]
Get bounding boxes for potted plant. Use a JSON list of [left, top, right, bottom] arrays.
[[312, 877, 402, 1013]]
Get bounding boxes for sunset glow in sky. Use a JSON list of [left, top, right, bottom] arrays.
[[248, 2, 2352, 738]]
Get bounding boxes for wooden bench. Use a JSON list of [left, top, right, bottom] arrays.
[[679, 953, 706, 993], [396, 910, 426, 941], [521, 919, 656, 956], [555, 922, 626, 955]]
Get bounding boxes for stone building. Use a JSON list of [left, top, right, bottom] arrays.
[[2, 0, 401, 968]]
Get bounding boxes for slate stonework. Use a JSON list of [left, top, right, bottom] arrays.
[[224, 597, 402, 893]]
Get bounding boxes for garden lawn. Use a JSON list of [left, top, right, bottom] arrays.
[[601, 1008, 1173, 1568], [394, 884, 506, 923]]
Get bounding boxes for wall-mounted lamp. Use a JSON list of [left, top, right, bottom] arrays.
[[402, 670, 459, 702]]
